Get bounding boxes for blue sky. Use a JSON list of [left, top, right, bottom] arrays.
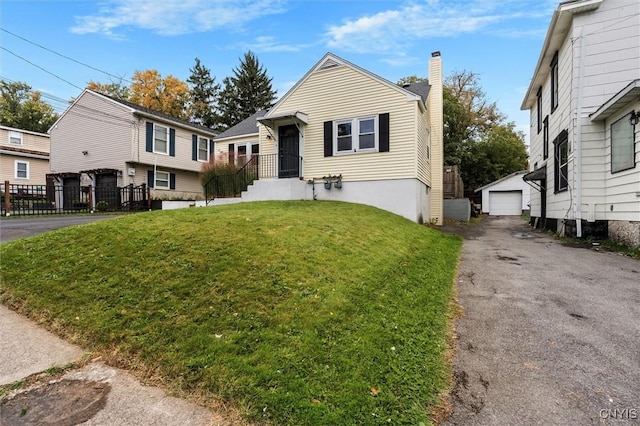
[[1, 0, 559, 144]]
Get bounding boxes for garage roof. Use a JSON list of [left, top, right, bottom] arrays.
[[474, 170, 528, 193]]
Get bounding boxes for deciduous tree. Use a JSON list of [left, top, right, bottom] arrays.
[[86, 80, 130, 100], [129, 70, 190, 119], [397, 71, 528, 191], [0, 80, 58, 133]]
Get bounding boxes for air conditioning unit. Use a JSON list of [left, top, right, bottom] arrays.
[[128, 168, 136, 176]]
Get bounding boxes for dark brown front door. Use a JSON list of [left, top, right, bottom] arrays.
[[278, 125, 299, 178]]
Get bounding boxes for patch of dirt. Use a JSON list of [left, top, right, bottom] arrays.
[[438, 217, 488, 240], [0, 380, 110, 426]]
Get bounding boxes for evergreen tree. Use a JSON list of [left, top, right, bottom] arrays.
[[217, 51, 276, 131], [187, 58, 220, 129], [0, 80, 58, 133]]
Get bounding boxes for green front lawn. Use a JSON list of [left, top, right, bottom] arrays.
[[0, 201, 461, 425]]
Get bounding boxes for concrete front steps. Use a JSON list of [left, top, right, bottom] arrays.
[[209, 178, 309, 206]]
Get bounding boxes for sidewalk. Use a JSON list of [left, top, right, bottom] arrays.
[[0, 305, 228, 425]]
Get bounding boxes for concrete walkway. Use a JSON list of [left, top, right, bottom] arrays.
[[444, 216, 640, 425], [0, 305, 229, 425]]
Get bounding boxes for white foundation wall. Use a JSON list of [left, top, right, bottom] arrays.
[[238, 177, 429, 223]]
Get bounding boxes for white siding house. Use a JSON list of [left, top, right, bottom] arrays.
[[521, 0, 640, 247], [211, 52, 444, 224], [49, 90, 217, 208]]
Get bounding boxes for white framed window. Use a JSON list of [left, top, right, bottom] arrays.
[[155, 170, 170, 189], [9, 131, 22, 146], [611, 115, 635, 173], [15, 160, 29, 179], [198, 137, 209, 161], [334, 116, 378, 154], [154, 124, 168, 154]]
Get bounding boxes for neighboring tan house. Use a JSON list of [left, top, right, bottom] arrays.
[[211, 52, 444, 224], [49, 89, 217, 206], [475, 171, 531, 216], [213, 109, 266, 165], [521, 0, 640, 247], [0, 125, 50, 186]]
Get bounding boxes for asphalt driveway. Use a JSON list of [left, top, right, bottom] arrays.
[[444, 216, 640, 425], [0, 215, 116, 243]]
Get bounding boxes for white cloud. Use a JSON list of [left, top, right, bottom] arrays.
[[71, 0, 286, 37], [326, 1, 551, 54], [246, 36, 304, 53]]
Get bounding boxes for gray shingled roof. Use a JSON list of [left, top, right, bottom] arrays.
[[402, 81, 431, 104], [214, 109, 267, 139], [96, 91, 217, 135]]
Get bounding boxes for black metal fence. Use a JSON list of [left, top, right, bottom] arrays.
[[203, 154, 301, 202], [1, 181, 149, 216]]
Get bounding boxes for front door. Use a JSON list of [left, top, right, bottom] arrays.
[[278, 125, 299, 178]]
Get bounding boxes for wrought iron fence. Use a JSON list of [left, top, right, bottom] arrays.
[[1, 181, 149, 216], [203, 154, 301, 202]]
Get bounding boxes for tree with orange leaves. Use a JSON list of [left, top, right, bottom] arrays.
[[129, 70, 190, 120]]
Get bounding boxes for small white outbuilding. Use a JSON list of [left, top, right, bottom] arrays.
[[475, 171, 530, 216]]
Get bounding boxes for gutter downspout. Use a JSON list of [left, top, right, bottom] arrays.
[[575, 27, 585, 237]]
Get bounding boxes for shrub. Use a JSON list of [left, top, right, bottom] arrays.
[[95, 200, 110, 211], [200, 153, 257, 198]]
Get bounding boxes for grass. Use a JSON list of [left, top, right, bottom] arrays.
[[0, 200, 462, 425]]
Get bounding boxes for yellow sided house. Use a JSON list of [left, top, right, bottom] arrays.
[[210, 52, 444, 224], [0, 125, 50, 186]]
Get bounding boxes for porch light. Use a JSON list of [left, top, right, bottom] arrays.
[[629, 111, 639, 126]]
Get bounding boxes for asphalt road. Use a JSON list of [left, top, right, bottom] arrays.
[[0, 215, 116, 243], [444, 216, 640, 425]]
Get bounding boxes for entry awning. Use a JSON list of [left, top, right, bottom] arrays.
[[523, 167, 546, 181], [590, 79, 640, 122], [258, 111, 308, 128]]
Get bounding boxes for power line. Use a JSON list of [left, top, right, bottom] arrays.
[[1, 47, 84, 91], [0, 27, 132, 85]]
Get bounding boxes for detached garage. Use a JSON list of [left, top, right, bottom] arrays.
[[475, 171, 530, 216]]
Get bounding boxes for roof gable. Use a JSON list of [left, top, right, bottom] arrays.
[[264, 53, 425, 119], [475, 170, 529, 192]]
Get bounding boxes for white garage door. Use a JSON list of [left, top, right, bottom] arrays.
[[489, 191, 522, 216]]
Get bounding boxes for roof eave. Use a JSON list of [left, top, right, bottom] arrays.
[[521, 0, 603, 110]]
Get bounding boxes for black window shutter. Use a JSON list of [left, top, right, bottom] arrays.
[[192, 135, 198, 161], [147, 170, 154, 188], [323, 121, 333, 157], [169, 128, 176, 157], [379, 113, 390, 152], [209, 139, 214, 160], [146, 122, 153, 152], [170, 173, 176, 190]]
